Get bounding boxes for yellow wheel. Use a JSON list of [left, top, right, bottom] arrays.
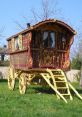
[[8, 67, 15, 90], [19, 73, 27, 94]]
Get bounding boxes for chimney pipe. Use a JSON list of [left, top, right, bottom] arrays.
[[27, 23, 30, 28]]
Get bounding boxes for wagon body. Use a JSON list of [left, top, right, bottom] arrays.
[[7, 19, 76, 71]]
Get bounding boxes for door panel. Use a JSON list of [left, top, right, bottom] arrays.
[[41, 49, 55, 67], [32, 31, 56, 68]]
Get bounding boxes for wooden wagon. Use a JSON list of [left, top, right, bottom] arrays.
[[7, 19, 82, 103]]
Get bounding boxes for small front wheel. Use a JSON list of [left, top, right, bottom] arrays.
[[19, 73, 27, 94]]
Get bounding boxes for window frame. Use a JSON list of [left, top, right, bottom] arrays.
[[57, 32, 67, 50], [43, 31, 56, 48]]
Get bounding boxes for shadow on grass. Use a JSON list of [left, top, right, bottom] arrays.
[[71, 88, 82, 96], [33, 86, 55, 94], [67, 88, 82, 100], [0, 79, 7, 82], [33, 86, 82, 97], [0, 79, 82, 98], [76, 89, 82, 94]]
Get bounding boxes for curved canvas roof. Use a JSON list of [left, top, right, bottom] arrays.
[[7, 19, 76, 41]]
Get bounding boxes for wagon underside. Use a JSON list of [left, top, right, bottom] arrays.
[[8, 67, 82, 103]]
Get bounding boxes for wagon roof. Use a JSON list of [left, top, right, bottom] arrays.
[[7, 19, 76, 41]]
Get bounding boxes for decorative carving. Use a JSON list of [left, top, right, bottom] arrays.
[[12, 38, 15, 52], [63, 59, 70, 69], [18, 35, 23, 50], [42, 50, 53, 66]]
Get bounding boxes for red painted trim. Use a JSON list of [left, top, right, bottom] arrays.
[[9, 49, 28, 55]]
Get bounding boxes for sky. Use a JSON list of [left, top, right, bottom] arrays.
[[0, 0, 82, 48]]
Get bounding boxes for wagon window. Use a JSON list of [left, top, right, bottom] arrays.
[[57, 32, 67, 50], [43, 31, 55, 48], [15, 37, 19, 50], [50, 32, 55, 48], [43, 32, 48, 48]]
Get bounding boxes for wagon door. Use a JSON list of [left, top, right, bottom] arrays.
[[41, 31, 56, 68], [32, 30, 42, 68], [32, 30, 56, 68]]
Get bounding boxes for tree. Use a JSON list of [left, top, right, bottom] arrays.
[[77, 23, 82, 87], [71, 54, 81, 70], [78, 37, 82, 87], [14, 0, 62, 30], [31, 0, 61, 23], [0, 26, 5, 47], [0, 26, 5, 38]]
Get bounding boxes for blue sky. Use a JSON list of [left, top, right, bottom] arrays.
[[0, 0, 82, 47]]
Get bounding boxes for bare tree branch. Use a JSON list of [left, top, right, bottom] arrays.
[[31, 0, 62, 23], [31, 8, 40, 23], [13, 20, 25, 30], [0, 26, 5, 39], [14, 0, 63, 30]]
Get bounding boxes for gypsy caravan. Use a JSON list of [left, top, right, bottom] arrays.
[[7, 19, 82, 103]]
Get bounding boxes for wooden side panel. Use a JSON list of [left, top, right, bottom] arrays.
[[10, 50, 33, 70], [22, 32, 32, 50], [10, 52, 28, 69], [9, 32, 33, 70]]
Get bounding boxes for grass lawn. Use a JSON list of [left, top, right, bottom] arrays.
[[0, 80, 82, 117]]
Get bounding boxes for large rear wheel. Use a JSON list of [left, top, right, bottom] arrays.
[[8, 67, 15, 90]]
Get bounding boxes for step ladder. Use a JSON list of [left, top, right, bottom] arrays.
[[40, 69, 82, 103]]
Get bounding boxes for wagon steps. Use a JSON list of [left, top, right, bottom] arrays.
[[40, 69, 82, 103], [8, 68, 82, 103]]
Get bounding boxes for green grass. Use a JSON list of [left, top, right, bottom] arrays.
[[0, 80, 82, 117]]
